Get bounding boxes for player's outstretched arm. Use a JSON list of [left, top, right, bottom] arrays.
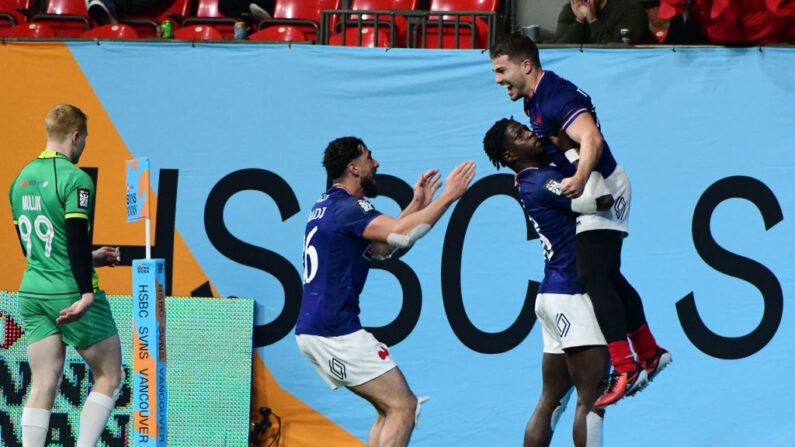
[[363, 161, 476, 247], [561, 113, 604, 198], [398, 169, 443, 218]]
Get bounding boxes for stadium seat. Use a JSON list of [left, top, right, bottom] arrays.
[[257, 0, 339, 43], [419, 0, 498, 49], [119, 0, 194, 38], [30, 0, 91, 37], [248, 25, 306, 41], [0, 22, 55, 37], [329, 25, 390, 47], [0, 0, 33, 27], [182, 0, 239, 38], [173, 23, 222, 40], [81, 23, 138, 38], [328, 0, 417, 47]]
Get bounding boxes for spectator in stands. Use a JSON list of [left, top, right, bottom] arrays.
[[659, 0, 795, 45], [554, 0, 655, 44], [219, 1, 274, 21], [641, 0, 707, 44], [86, 0, 173, 25]]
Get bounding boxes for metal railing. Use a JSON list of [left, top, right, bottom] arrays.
[[321, 9, 497, 49]]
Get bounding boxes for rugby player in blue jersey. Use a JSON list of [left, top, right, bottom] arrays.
[[296, 137, 475, 447], [484, 118, 612, 447], [489, 32, 670, 408]]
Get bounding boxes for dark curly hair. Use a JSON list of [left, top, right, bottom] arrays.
[[483, 118, 515, 169], [323, 136, 365, 181], [489, 31, 541, 68]]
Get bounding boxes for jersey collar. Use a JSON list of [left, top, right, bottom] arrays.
[[532, 70, 546, 93], [38, 150, 70, 161]]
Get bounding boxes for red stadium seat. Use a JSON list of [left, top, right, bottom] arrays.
[[0, 22, 55, 37], [329, 25, 390, 47], [329, 0, 417, 47], [81, 23, 138, 38], [182, 0, 239, 38], [248, 25, 306, 41], [420, 0, 498, 49], [30, 0, 91, 37], [174, 23, 222, 40], [258, 0, 339, 43], [0, 0, 33, 27], [119, 0, 194, 38]]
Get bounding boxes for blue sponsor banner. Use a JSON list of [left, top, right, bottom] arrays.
[[68, 42, 794, 446], [125, 157, 150, 222], [132, 258, 167, 447]]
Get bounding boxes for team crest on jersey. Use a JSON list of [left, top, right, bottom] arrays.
[[543, 178, 562, 196], [357, 199, 374, 214], [78, 188, 90, 209]]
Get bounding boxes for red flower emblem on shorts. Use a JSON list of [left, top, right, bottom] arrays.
[[378, 346, 389, 360]]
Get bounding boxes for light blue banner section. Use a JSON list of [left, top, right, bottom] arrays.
[[126, 157, 149, 222], [69, 42, 795, 447]]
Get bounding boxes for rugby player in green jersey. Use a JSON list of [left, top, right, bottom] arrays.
[[9, 104, 123, 447]]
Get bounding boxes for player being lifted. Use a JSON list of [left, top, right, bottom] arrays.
[[296, 136, 475, 447], [9, 104, 123, 447], [489, 32, 671, 407], [484, 118, 612, 446]]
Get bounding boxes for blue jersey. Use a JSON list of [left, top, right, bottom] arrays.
[[296, 186, 382, 337], [516, 166, 583, 295], [524, 70, 618, 179]]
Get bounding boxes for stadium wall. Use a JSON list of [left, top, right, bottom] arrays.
[[0, 42, 793, 446]]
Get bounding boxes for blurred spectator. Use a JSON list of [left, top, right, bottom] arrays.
[[87, 0, 173, 24], [219, 1, 274, 20], [641, 0, 707, 43], [554, 0, 656, 44], [659, 0, 795, 44]]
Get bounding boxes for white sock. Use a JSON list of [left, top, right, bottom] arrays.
[[585, 411, 604, 447], [76, 392, 116, 447], [21, 407, 51, 447]]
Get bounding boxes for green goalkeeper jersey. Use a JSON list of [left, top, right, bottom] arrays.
[[9, 151, 99, 299]]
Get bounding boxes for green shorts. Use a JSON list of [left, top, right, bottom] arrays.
[[19, 291, 119, 348]]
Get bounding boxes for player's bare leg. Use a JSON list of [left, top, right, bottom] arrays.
[[75, 333, 123, 447], [349, 367, 418, 447], [368, 407, 387, 447], [23, 334, 66, 447], [525, 353, 572, 447], [565, 346, 608, 446]]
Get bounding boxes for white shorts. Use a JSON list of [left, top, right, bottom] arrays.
[[535, 292, 606, 354], [577, 164, 631, 234], [296, 329, 397, 390]]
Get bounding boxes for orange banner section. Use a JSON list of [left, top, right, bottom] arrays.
[[251, 351, 364, 446], [0, 42, 214, 297]]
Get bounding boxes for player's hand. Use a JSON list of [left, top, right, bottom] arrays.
[[442, 161, 476, 201], [56, 293, 94, 324], [561, 175, 587, 198], [412, 169, 442, 209], [93, 246, 120, 267]]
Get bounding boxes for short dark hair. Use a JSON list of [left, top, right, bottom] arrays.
[[483, 118, 515, 169], [489, 32, 541, 68], [323, 136, 365, 181]]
